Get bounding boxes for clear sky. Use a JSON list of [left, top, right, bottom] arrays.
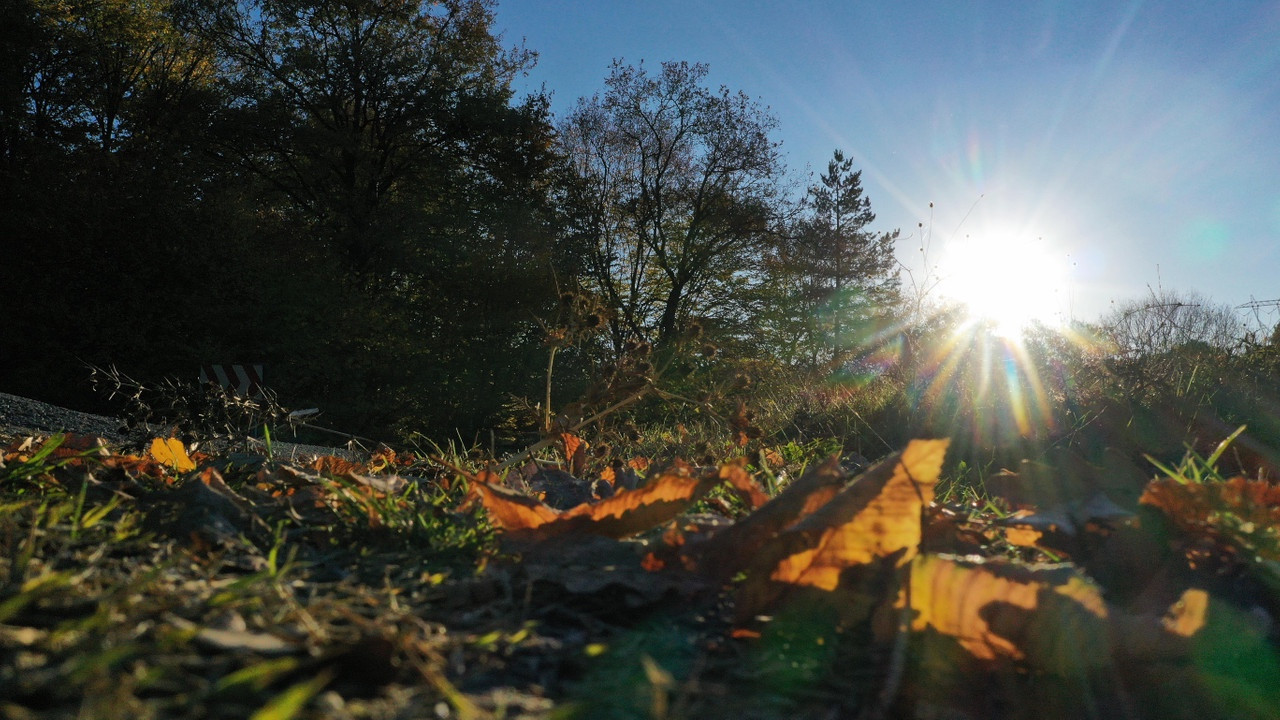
[[493, 1, 1280, 329]]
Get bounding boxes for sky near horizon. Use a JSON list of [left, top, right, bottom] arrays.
[[493, 1, 1280, 329]]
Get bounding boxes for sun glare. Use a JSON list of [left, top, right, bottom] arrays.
[[938, 231, 1070, 337]]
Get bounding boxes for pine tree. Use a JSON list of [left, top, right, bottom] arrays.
[[777, 149, 900, 366]]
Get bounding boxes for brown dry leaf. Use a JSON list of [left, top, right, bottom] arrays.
[[149, 437, 196, 473], [684, 456, 849, 582], [1141, 475, 1280, 561], [471, 462, 723, 540], [344, 471, 409, 495], [735, 439, 948, 618], [469, 480, 561, 530], [761, 447, 785, 468], [561, 433, 589, 476], [54, 434, 112, 461], [768, 439, 946, 587], [1005, 525, 1045, 548], [906, 553, 1111, 674], [311, 454, 364, 476], [728, 401, 762, 447], [719, 460, 771, 509], [552, 463, 721, 538]]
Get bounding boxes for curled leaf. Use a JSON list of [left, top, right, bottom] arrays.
[[736, 439, 948, 618], [906, 553, 1110, 673], [470, 462, 723, 540]]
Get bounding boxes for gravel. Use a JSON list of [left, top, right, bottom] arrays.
[[0, 391, 362, 460], [0, 391, 128, 441]]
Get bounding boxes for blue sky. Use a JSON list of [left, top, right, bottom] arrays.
[[493, 1, 1280, 328]]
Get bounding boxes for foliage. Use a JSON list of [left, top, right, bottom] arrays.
[[561, 59, 785, 354], [764, 149, 901, 368]]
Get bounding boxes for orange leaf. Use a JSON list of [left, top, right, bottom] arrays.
[[149, 437, 195, 473], [1005, 526, 1045, 548], [905, 553, 1110, 673], [761, 448, 785, 468], [562, 432, 590, 477], [552, 465, 720, 538], [1141, 475, 1280, 561], [311, 455, 364, 475], [719, 460, 771, 509], [735, 439, 948, 618], [470, 480, 561, 530], [686, 456, 849, 582], [1161, 587, 1209, 637], [470, 463, 724, 541], [773, 439, 947, 587], [561, 432, 587, 460]]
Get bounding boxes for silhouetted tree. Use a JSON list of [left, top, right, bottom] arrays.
[[561, 60, 785, 355], [765, 150, 900, 367]]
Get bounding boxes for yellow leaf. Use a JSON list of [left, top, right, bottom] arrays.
[[771, 438, 949, 589], [734, 439, 948, 620], [149, 437, 195, 473], [906, 554, 1110, 673], [1162, 587, 1209, 637]]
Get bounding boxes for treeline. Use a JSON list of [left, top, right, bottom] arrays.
[[0, 0, 901, 439]]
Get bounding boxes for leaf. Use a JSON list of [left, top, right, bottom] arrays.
[[728, 401, 762, 447], [905, 553, 1111, 673], [1141, 475, 1280, 561], [735, 439, 948, 618], [1162, 587, 1209, 637], [149, 437, 195, 472], [562, 432, 589, 476], [310, 454, 362, 475], [684, 456, 848, 582], [1004, 525, 1045, 548], [469, 480, 561, 530], [718, 459, 771, 509], [470, 462, 724, 540]]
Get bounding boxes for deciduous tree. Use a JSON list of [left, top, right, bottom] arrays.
[[562, 60, 785, 354]]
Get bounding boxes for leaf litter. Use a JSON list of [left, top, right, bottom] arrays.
[[2, 430, 1279, 719]]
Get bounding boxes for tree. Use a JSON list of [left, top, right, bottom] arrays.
[[171, 0, 580, 435], [182, 0, 538, 272], [0, 0, 231, 411], [1104, 288, 1239, 358], [561, 60, 785, 354], [766, 149, 900, 367]]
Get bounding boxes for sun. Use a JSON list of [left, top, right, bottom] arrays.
[[938, 231, 1071, 336]]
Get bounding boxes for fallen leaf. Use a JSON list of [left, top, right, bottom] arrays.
[[469, 480, 561, 530], [470, 462, 724, 540], [719, 460, 771, 510], [1162, 587, 1209, 637], [905, 553, 1111, 673], [149, 437, 196, 473], [1005, 526, 1045, 548], [684, 456, 849, 582], [562, 433, 589, 476], [735, 439, 948, 618], [1141, 475, 1280, 562]]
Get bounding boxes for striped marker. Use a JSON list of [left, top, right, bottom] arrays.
[[199, 364, 265, 397]]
